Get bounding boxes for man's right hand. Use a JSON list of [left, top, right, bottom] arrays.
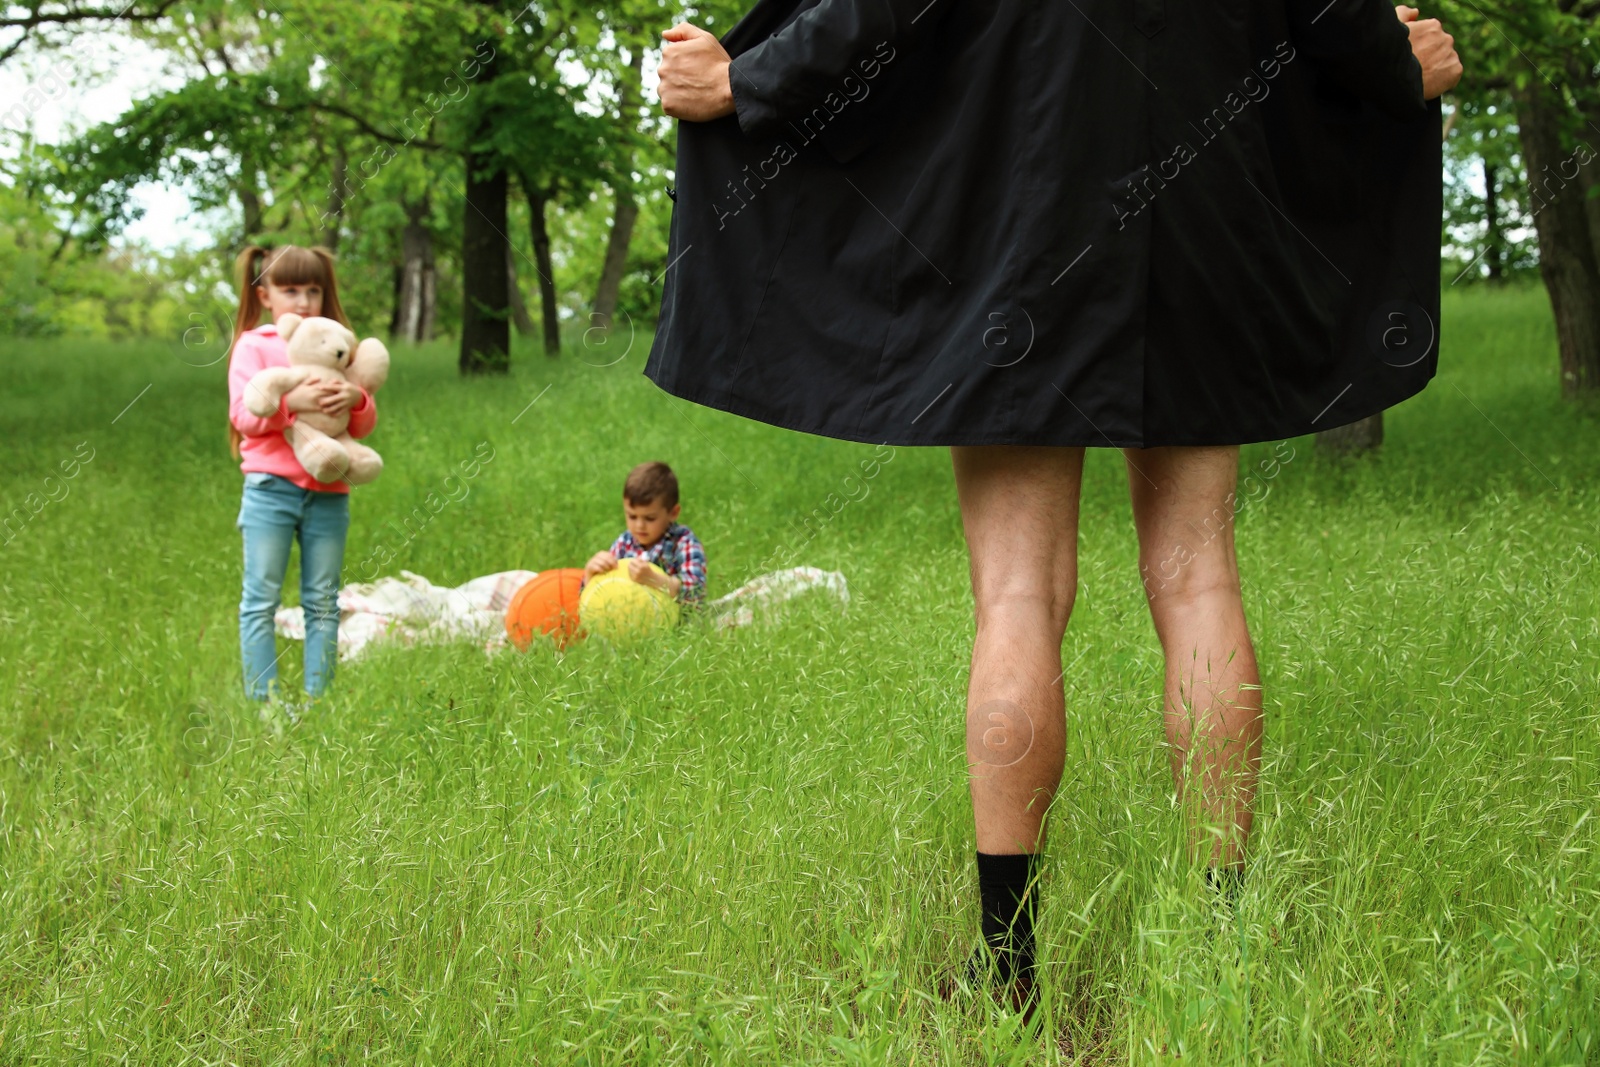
[[1397, 6, 1463, 100]]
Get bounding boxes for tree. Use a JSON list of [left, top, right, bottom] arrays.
[[0, 0, 180, 65], [1438, 0, 1600, 400], [444, 3, 614, 364], [1443, 94, 1536, 283], [456, 25, 512, 375], [12, 0, 750, 370], [593, 43, 647, 332]]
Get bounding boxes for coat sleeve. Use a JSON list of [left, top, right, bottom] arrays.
[[727, 0, 941, 142], [1286, 0, 1427, 121]]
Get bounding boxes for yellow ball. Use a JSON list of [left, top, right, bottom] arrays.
[[579, 558, 680, 644]]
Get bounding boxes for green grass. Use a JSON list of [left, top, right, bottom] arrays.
[[1, 284, 1597, 1065]]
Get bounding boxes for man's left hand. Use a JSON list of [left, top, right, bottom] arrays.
[[657, 22, 736, 122]]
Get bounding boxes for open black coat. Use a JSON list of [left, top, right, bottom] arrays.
[[643, 0, 1442, 447]]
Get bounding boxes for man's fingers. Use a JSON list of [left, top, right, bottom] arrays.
[[1395, 5, 1420, 21]]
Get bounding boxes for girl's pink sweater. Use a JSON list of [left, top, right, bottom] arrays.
[[227, 322, 378, 494]]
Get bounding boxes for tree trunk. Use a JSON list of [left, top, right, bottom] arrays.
[[458, 23, 509, 374], [507, 243, 536, 335], [238, 156, 263, 241], [593, 47, 645, 330], [1513, 78, 1600, 398], [1561, 56, 1600, 303], [1580, 147, 1600, 274], [460, 153, 511, 373], [595, 193, 639, 328], [1316, 413, 1383, 456], [527, 185, 561, 358], [393, 200, 436, 343], [420, 262, 436, 341], [322, 150, 347, 251], [1483, 162, 1502, 283], [390, 264, 403, 337]]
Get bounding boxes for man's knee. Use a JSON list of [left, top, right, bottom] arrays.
[[1145, 568, 1240, 615], [974, 572, 1077, 634]]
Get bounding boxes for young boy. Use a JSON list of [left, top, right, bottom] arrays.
[[583, 461, 707, 611]]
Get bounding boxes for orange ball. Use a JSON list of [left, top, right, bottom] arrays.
[[504, 568, 587, 651]]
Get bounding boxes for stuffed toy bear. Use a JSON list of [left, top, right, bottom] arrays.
[[244, 313, 390, 485]]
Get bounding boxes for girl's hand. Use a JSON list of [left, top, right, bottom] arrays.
[[317, 380, 364, 417], [284, 376, 327, 413]]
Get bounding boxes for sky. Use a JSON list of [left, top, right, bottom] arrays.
[[0, 30, 221, 250], [0, 23, 649, 255]]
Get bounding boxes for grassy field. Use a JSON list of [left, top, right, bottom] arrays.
[[1, 284, 1597, 1065]]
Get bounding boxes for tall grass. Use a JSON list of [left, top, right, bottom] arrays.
[[1, 284, 1595, 1064]]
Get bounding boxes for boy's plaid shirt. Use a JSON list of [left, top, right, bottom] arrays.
[[608, 522, 707, 606]]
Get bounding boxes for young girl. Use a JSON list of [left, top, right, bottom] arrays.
[[227, 245, 378, 703]]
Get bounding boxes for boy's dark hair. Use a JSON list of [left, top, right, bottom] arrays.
[[624, 461, 679, 509]]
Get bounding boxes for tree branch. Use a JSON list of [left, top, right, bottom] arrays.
[[0, 0, 180, 29], [0, 28, 32, 63], [267, 99, 444, 150]]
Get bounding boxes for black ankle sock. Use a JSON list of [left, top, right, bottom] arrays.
[[1205, 864, 1245, 902], [975, 851, 1040, 983]]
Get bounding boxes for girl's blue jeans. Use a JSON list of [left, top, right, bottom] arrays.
[[237, 472, 349, 700]]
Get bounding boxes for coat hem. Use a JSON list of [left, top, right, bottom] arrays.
[[641, 366, 1426, 449]]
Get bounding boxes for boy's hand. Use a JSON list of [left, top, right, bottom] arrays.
[[626, 558, 682, 597], [584, 551, 617, 580], [626, 557, 658, 586]]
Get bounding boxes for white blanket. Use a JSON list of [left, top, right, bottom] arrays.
[[274, 566, 850, 662]]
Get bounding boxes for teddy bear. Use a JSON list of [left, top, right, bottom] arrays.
[[244, 313, 390, 485]]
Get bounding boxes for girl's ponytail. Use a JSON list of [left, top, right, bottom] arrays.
[[228, 244, 269, 459], [232, 244, 269, 343]]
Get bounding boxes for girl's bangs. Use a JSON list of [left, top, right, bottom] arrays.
[[260, 247, 330, 287]]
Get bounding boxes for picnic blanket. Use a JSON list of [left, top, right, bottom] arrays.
[[274, 566, 850, 662]]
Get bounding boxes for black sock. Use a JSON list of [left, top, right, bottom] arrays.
[[975, 851, 1040, 983], [1205, 864, 1245, 902]]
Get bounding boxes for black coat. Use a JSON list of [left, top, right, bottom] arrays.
[[643, 0, 1442, 447]]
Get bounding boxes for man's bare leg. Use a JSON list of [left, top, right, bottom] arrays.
[[945, 445, 1083, 1013], [1124, 445, 1263, 873], [952, 444, 1084, 855]]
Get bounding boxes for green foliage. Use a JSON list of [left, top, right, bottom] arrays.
[[1431, 0, 1600, 288], [453, 68, 613, 198], [0, 177, 201, 339], [7, 0, 697, 351], [1441, 96, 1540, 283], [39, 71, 299, 246]]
